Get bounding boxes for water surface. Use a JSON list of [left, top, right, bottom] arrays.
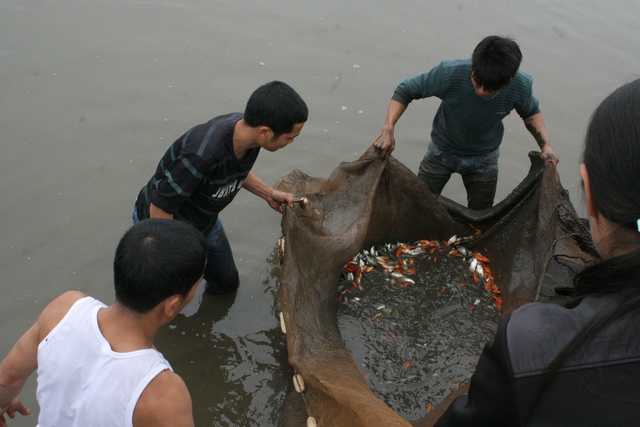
[[2, 0, 639, 425]]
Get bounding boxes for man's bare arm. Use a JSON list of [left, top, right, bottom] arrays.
[[242, 172, 293, 213], [0, 291, 85, 426], [524, 113, 558, 165], [374, 100, 407, 157]]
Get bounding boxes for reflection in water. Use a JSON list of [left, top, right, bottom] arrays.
[[337, 244, 501, 422], [154, 248, 292, 426], [3, 0, 639, 425]]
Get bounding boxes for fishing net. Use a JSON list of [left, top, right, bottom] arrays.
[[275, 147, 598, 427]]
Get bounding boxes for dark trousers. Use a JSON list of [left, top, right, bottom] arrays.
[[132, 207, 239, 294], [418, 142, 499, 210]]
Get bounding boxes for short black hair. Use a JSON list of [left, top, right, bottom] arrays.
[[113, 219, 207, 313], [244, 81, 308, 138], [471, 35, 523, 92]]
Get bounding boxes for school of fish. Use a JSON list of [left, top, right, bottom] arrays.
[[338, 229, 502, 312]]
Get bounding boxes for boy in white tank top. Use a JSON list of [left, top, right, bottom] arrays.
[[0, 219, 207, 426]]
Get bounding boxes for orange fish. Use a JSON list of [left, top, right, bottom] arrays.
[[396, 245, 404, 258], [343, 263, 357, 273], [468, 222, 482, 234], [473, 252, 490, 263]]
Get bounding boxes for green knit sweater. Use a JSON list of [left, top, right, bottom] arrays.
[[392, 58, 540, 156]]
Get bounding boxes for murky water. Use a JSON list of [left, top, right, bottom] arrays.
[[2, 0, 639, 425], [337, 241, 500, 422]]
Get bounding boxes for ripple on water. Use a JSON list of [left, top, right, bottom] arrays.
[[337, 241, 501, 422]]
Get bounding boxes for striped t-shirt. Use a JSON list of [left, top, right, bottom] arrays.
[[135, 113, 260, 234]]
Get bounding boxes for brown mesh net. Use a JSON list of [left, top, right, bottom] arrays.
[[275, 147, 598, 427]]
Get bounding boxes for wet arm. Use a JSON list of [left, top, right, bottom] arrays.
[[374, 100, 407, 157], [242, 172, 293, 213], [524, 113, 558, 165]]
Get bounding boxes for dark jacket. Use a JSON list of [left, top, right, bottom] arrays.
[[435, 295, 640, 426]]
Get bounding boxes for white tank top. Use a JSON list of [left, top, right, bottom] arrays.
[[36, 297, 173, 427]]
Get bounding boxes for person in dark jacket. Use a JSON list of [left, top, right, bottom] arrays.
[[421, 78, 640, 426]]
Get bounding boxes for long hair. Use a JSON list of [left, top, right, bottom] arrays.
[[525, 78, 640, 422]]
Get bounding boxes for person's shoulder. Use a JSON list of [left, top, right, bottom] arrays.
[[513, 70, 534, 87], [134, 369, 194, 427], [439, 59, 471, 83], [208, 112, 243, 127], [504, 302, 576, 373], [186, 113, 241, 139], [37, 291, 88, 339], [507, 301, 570, 332], [440, 58, 471, 70]]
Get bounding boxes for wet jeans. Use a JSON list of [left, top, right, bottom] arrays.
[[418, 141, 499, 210], [202, 218, 240, 294], [132, 207, 239, 294]]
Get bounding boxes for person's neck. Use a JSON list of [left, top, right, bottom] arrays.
[[97, 303, 159, 353], [232, 119, 261, 159]]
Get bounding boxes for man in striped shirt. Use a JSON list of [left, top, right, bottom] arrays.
[[133, 81, 308, 295], [374, 36, 558, 210]]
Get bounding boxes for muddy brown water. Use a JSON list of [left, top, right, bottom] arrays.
[[2, 0, 639, 425], [336, 242, 502, 422]]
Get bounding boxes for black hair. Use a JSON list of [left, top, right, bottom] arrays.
[[243, 81, 308, 138], [471, 35, 522, 92], [113, 218, 207, 313], [525, 78, 640, 422]]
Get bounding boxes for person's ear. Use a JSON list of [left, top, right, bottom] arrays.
[[580, 163, 597, 219], [258, 126, 272, 140], [163, 295, 183, 318]]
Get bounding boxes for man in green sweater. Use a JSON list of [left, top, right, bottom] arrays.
[[374, 35, 558, 210]]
